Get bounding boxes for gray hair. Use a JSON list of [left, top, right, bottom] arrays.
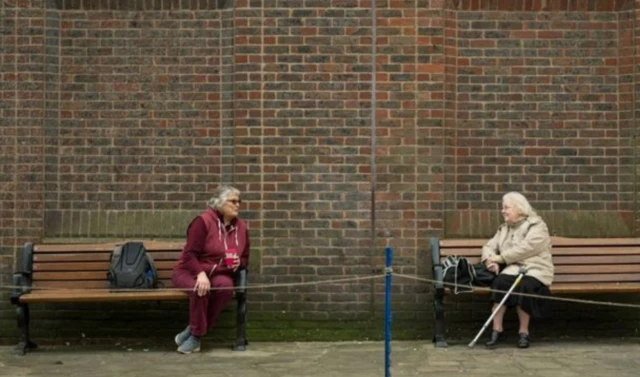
[[502, 191, 537, 218], [207, 185, 241, 210]]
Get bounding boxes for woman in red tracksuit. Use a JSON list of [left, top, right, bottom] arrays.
[[172, 185, 250, 354]]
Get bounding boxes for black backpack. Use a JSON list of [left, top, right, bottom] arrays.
[[107, 242, 157, 289], [442, 256, 496, 294]]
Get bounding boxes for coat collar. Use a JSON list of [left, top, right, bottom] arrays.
[[498, 215, 540, 231]]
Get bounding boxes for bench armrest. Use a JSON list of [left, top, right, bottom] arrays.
[[234, 268, 248, 294], [430, 237, 444, 290], [10, 242, 35, 305], [10, 272, 32, 305], [22, 242, 34, 274]]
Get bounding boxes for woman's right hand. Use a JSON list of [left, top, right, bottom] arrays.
[[194, 272, 210, 297], [486, 263, 499, 274]]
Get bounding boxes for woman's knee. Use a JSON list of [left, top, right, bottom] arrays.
[[210, 274, 234, 288], [172, 272, 196, 290]]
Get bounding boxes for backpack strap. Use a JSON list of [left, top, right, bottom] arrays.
[[145, 251, 162, 288], [106, 245, 124, 287], [113, 245, 123, 258]]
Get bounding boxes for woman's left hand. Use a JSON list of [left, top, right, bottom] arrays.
[[490, 255, 505, 265]]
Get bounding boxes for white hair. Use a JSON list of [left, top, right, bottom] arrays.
[[207, 185, 240, 210], [502, 191, 537, 218]]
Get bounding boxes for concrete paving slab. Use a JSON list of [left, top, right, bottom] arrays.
[[1, 339, 639, 377]]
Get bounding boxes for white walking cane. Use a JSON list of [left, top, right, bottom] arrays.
[[468, 267, 528, 348]]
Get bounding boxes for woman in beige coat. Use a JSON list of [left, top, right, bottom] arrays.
[[481, 192, 554, 349]]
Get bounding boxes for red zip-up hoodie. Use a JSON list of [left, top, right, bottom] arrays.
[[174, 208, 250, 277]]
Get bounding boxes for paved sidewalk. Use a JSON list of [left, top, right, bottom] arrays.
[[1, 339, 639, 377]]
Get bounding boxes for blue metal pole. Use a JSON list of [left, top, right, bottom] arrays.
[[384, 237, 393, 377]]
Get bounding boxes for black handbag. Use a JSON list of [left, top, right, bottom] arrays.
[[470, 262, 497, 287], [442, 256, 497, 294]]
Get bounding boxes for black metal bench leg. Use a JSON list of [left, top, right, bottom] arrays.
[[233, 291, 247, 351], [232, 269, 248, 351], [433, 289, 448, 348], [15, 304, 37, 355]]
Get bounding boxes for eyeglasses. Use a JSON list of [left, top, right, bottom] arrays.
[[227, 199, 242, 205]]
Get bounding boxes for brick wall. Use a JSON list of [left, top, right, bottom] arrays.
[[232, 0, 445, 320], [1, 0, 640, 344], [37, 0, 236, 237], [0, 0, 15, 338], [51, 1, 229, 209], [1, 0, 50, 339], [636, 0, 640, 233], [445, 2, 636, 237], [0, 2, 18, 261], [620, 2, 636, 235], [0, 0, 51, 261]]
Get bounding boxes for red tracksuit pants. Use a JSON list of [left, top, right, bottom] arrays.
[[172, 269, 234, 337]]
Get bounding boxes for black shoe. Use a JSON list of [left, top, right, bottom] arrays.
[[517, 333, 530, 349], [485, 330, 505, 348]]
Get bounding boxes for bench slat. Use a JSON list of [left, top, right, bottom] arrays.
[[32, 278, 175, 289], [438, 239, 486, 247], [33, 251, 181, 263], [19, 289, 187, 303], [34, 253, 110, 262], [33, 260, 177, 271], [550, 282, 640, 293], [35, 244, 119, 252], [555, 265, 640, 274], [439, 249, 482, 257], [34, 241, 186, 253], [33, 262, 109, 271], [554, 273, 640, 283], [552, 238, 640, 246], [141, 251, 182, 260], [551, 247, 640, 256], [33, 270, 174, 281], [445, 282, 640, 295], [554, 255, 640, 264], [439, 237, 640, 248], [437, 255, 640, 265], [439, 247, 640, 257], [141, 242, 185, 251]]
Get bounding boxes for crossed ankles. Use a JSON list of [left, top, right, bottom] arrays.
[[485, 331, 530, 349], [177, 335, 201, 354], [175, 326, 202, 354]]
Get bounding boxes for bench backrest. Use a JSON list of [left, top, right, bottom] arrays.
[[434, 237, 640, 293], [30, 241, 184, 290]]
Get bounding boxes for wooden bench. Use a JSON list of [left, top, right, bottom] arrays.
[[9, 241, 248, 355], [429, 236, 640, 347]]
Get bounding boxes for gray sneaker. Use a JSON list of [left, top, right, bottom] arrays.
[[174, 326, 191, 346], [177, 335, 201, 354]]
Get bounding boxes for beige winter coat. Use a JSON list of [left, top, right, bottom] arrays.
[[481, 215, 554, 286]]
